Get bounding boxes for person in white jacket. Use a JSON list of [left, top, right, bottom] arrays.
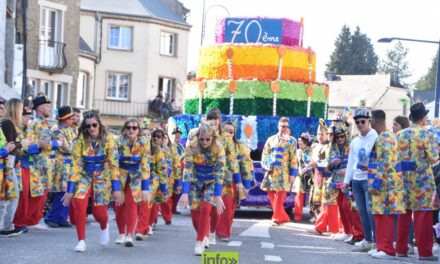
[[343, 109, 378, 252]]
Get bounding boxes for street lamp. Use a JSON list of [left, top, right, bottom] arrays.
[[200, 0, 230, 46], [378, 37, 440, 118]]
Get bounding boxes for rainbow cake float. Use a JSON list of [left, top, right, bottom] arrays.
[[183, 17, 329, 118]]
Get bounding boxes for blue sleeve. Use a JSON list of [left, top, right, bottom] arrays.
[[67, 181, 76, 193], [0, 148, 8, 158], [182, 182, 190, 194], [174, 179, 182, 188], [111, 180, 122, 192], [51, 140, 59, 150], [141, 179, 150, 191], [372, 178, 382, 190], [289, 168, 298, 177], [243, 179, 252, 190], [214, 183, 223, 197], [233, 173, 242, 184], [27, 144, 40, 155]]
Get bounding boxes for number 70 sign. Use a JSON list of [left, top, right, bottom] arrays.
[[224, 18, 283, 44]]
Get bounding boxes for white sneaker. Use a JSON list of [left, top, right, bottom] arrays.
[[354, 239, 367, 247], [352, 240, 372, 252], [194, 242, 204, 256], [115, 234, 125, 244], [203, 236, 210, 249], [433, 243, 440, 252], [334, 233, 351, 241], [368, 249, 378, 256], [372, 251, 396, 260], [344, 235, 354, 243], [407, 245, 415, 255], [209, 232, 216, 245], [28, 223, 49, 230], [100, 224, 109, 246], [125, 236, 134, 247], [74, 240, 87, 252], [135, 233, 147, 241]]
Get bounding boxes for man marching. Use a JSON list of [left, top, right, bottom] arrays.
[[261, 117, 298, 226], [368, 110, 405, 260], [396, 102, 439, 260]]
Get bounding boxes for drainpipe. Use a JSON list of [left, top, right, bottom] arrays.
[[21, 0, 28, 100]]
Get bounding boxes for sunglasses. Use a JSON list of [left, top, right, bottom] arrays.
[[125, 126, 138, 131], [153, 134, 163, 139], [86, 123, 98, 129], [280, 125, 289, 129], [199, 137, 212, 142], [336, 134, 346, 139], [355, 120, 367, 125]]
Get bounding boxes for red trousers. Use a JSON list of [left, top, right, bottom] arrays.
[[336, 191, 364, 240], [397, 209, 433, 257], [216, 190, 237, 238], [149, 203, 159, 226], [267, 191, 290, 224], [315, 204, 341, 234], [171, 193, 181, 213], [191, 202, 213, 242], [13, 168, 30, 228], [210, 206, 219, 234], [374, 214, 395, 256], [71, 188, 108, 241], [160, 197, 173, 223], [115, 181, 138, 235], [135, 201, 151, 235], [294, 192, 304, 221], [26, 189, 48, 226]]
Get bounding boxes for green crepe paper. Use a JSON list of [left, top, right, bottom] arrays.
[[185, 80, 327, 103], [184, 98, 326, 118]]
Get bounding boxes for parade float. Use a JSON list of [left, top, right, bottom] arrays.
[[169, 17, 329, 208]]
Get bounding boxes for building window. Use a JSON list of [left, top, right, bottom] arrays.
[[160, 32, 176, 56], [107, 72, 129, 100], [77, 71, 88, 108], [40, 7, 62, 42], [109, 26, 132, 50], [158, 77, 174, 102]]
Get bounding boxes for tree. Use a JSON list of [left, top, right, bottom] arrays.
[[326, 25, 379, 75], [378, 41, 411, 87], [415, 52, 438, 90]]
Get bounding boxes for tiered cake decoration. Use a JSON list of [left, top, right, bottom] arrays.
[[183, 17, 329, 118]]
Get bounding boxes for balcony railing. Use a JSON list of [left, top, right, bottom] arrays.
[[93, 99, 149, 117], [38, 40, 67, 72]]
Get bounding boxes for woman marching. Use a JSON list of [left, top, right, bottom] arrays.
[[179, 122, 226, 255], [114, 118, 150, 247], [62, 110, 122, 252], [216, 121, 254, 241]]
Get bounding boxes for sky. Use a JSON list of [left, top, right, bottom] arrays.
[[179, 0, 440, 85]]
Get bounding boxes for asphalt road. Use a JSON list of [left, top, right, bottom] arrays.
[[0, 208, 437, 264]]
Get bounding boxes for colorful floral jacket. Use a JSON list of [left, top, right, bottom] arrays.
[[261, 134, 298, 192], [310, 142, 331, 204], [292, 146, 312, 194], [0, 130, 14, 200], [220, 132, 241, 186], [323, 142, 350, 205], [117, 135, 150, 203], [27, 116, 59, 192], [182, 141, 226, 209], [398, 124, 439, 211], [51, 125, 76, 192], [150, 144, 169, 202], [67, 132, 120, 206], [368, 131, 405, 214]]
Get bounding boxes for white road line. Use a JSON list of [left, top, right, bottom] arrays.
[[239, 220, 271, 238], [227, 241, 242, 247], [261, 242, 275, 249], [264, 255, 282, 262]]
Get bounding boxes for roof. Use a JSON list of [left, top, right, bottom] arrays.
[[81, 0, 190, 27], [79, 37, 94, 55], [326, 74, 408, 108], [413, 90, 435, 104]]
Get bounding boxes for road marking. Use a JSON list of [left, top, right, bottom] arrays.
[[239, 220, 271, 238], [261, 242, 275, 249], [264, 255, 282, 262], [227, 241, 242, 247]]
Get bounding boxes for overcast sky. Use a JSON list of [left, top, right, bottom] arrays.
[[179, 0, 440, 84]]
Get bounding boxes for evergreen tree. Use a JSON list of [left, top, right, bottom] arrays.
[[415, 52, 438, 90], [326, 25, 378, 75], [378, 41, 411, 87]]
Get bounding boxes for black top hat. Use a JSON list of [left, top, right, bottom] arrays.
[[22, 106, 32, 116], [172, 127, 182, 134], [57, 106, 73, 120], [409, 102, 429, 122], [32, 95, 51, 110]]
